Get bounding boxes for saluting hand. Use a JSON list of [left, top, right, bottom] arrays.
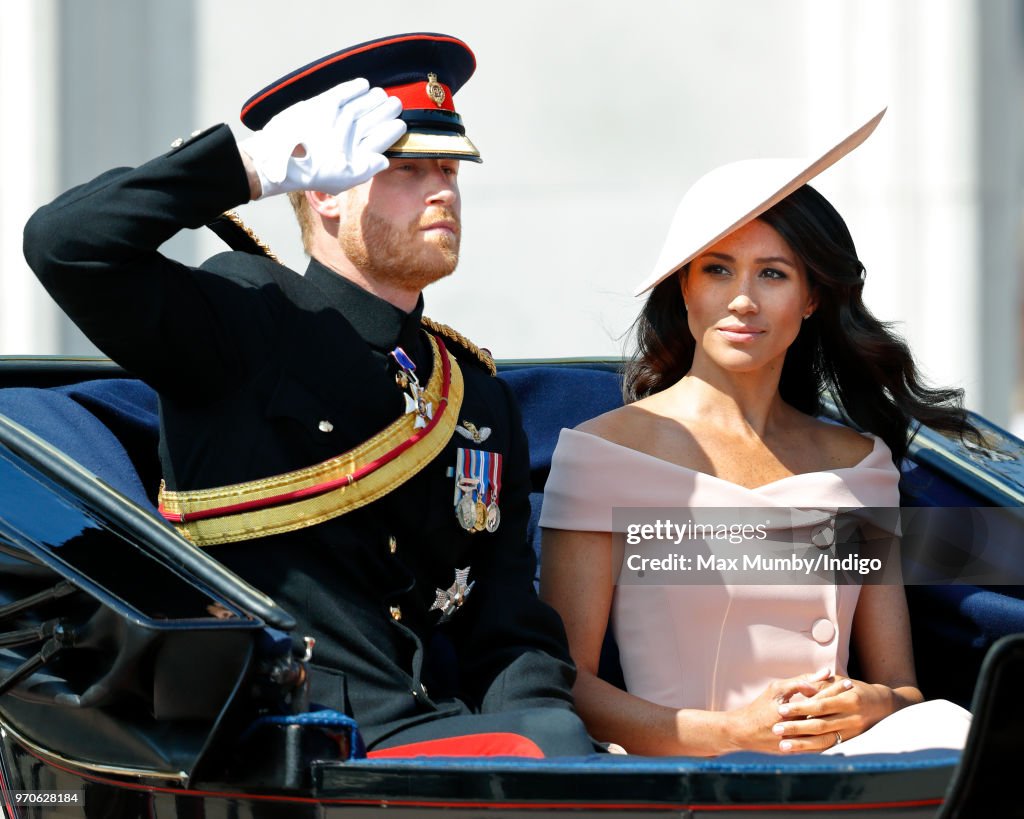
[[239, 78, 406, 199]]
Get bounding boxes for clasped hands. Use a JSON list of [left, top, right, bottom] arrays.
[[733, 667, 894, 754], [240, 78, 407, 199]]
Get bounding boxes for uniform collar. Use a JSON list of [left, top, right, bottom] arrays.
[[305, 258, 425, 353]]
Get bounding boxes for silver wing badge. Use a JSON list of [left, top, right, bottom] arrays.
[[455, 421, 491, 443]]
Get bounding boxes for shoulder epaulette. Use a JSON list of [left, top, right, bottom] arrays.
[[421, 316, 496, 376]]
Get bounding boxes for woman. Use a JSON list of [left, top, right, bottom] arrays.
[[538, 109, 976, 756]]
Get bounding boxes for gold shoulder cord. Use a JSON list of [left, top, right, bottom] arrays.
[[217, 211, 281, 263], [421, 316, 496, 376]]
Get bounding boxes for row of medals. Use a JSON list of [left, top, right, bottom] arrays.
[[457, 486, 500, 534], [391, 346, 500, 535]]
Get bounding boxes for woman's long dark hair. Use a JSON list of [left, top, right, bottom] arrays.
[[624, 184, 977, 462]]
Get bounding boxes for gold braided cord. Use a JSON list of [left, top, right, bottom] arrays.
[[221, 211, 281, 263], [421, 316, 496, 376], [159, 335, 463, 546]]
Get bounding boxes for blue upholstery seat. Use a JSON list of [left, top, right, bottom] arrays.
[[0, 379, 158, 509]]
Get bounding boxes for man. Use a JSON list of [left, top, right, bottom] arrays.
[[24, 33, 594, 756]]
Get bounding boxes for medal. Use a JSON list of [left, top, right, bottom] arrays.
[[457, 491, 477, 531], [391, 346, 432, 428], [485, 502, 501, 533], [453, 448, 503, 534], [474, 499, 488, 532], [482, 449, 502, 534]]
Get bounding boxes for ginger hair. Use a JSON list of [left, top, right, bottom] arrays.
[[287, 191, 315, 252]]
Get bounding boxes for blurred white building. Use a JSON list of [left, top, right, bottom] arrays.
[[1, 0, 1021, 426]]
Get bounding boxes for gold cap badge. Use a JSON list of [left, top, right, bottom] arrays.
[[426, 72, 446, 107]]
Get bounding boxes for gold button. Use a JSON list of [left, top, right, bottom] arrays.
[[170, 137, 184, 148], [389, 606, 402, 621], [388, 535, 397, 554], [318, 420, 334, 433]]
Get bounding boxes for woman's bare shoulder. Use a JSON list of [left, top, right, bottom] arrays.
[[575, 404, 634, 440], [802, 417, 877, 469], [574, 399, 666, 448]]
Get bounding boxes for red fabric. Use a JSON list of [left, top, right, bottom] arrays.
[[367, 732, 544, 759], [387, 79, 456, 112]]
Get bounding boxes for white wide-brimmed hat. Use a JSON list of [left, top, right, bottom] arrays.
[[633, 107, 887, 296]]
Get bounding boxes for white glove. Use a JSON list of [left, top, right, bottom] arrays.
[[240, 78, 407, 198]]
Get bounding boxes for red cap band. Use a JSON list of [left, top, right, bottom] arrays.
[[387, 79, 456, 113]]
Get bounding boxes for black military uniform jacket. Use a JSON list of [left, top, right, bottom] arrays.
[[24, 124, 577, 747]]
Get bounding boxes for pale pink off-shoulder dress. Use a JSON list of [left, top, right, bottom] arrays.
[[539, 427, 970, 755]]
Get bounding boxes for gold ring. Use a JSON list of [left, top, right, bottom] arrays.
[[833, 731, 843, 747]]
